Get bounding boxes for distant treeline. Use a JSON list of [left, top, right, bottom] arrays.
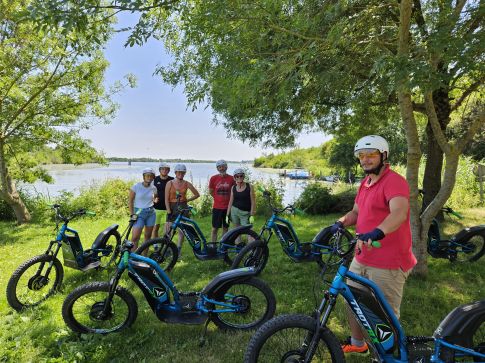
[[108, 157, 251, 163]]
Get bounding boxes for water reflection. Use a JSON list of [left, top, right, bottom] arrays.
[[25, 162, 309, 205]]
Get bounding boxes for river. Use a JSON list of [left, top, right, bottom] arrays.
[[25, 162, 311, 205]]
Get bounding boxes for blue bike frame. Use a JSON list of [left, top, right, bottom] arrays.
[[326, 263, 485, 363], [117, 250, 243, 315]]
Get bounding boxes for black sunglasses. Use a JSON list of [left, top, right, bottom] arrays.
[[234, 174, 244, 178]]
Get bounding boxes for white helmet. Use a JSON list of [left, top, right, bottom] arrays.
[[216, 159, 227, 167], [158, 162, 170, 169], [142, 167, 155, 176], [174, 164, 187, 172], [233, 168, 245, 175], [354, 135, 389, 157]]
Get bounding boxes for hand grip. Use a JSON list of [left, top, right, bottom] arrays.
[[86, 211, 96, 216]]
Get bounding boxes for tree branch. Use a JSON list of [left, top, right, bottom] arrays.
[[450, 79, 484, 112], [454, 104, 485, 154], [424, 91, 451, 154]]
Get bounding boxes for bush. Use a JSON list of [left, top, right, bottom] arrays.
[[295, 183, 338, 214]]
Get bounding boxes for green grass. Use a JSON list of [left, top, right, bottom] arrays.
[[0, 210, 484, 362]]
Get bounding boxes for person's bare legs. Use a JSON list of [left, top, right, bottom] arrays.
[[131, 227, 143, 250], [152, 224, 160, 238]]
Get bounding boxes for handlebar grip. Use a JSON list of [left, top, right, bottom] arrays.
[[123, 251, 129, 266], [86, 211, 96, 216], [371, 241, 381, 248]]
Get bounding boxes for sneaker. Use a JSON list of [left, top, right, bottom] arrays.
[[341, 337, 369, 354]]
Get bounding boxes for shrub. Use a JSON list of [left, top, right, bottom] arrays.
[[295, 183, 338, 215]]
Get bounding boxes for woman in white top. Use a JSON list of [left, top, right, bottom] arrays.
[[129, 167, 157, 250]]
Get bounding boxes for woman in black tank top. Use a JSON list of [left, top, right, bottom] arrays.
[[226, 168, 256, 228]]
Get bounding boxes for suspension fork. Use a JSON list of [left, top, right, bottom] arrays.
[[303, 293, 338, 363], [35, 240, 62, 277], [102, 264, 126, 312]]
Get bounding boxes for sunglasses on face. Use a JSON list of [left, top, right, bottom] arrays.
[[234, 174, 244, 178], [356, 149, 381, 160]]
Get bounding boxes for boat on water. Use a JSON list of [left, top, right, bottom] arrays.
[[285, 169, 310, 180]]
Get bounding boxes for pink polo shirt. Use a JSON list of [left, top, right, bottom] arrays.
[[354, 165, 417, 272]]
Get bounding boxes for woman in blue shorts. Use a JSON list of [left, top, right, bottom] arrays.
[[129, 167, 157, 250]]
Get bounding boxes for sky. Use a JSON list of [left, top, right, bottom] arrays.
[[80, 13, 329, 161]]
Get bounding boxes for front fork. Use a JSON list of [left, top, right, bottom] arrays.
[[102, 257, 127, 313], [35, 240, 62, 279], [303, 293, 338, 362]]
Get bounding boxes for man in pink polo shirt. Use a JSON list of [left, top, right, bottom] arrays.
[[329, 135, 417, 355]]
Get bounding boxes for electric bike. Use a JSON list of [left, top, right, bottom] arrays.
[[244, 232, 485, 362], [62, 239, 276, 336], [427, 204, 485, 262], [136, 196, 258, 267], [6, 204, 121, 311], [230, 190, 352, 274]]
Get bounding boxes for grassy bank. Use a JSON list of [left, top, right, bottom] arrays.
[[0, 209, 484, 362]]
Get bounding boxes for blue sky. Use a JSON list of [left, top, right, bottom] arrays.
[[80, 13, 328, 161]]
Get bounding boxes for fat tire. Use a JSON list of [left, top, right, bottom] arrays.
[[230, 240, 269, 276], [6, 254, 64, 311], [62, 281, 138, 334], [223, 229, 260, 265], [135, 237, 178, 271], [244, 314, 345, 363], [210, 277, 275, 331], [98, 230, 122, 270], [315, 228, 354, 269], [460, 231, 485, 262]]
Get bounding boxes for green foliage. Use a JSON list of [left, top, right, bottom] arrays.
[[295, 183, 337, 215], [192, 187, 213, 218], [0, 1, 135, 223], [255, 146, 332, 177], [251, 179, 284, 216], [447, 157, 483, 209]]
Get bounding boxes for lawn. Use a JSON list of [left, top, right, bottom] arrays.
[[0, 209, 484, 362]]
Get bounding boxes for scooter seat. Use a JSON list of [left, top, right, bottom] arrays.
[[91, 224, 119, 250], [434, 300, 485, 347]]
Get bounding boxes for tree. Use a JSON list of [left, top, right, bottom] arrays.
[[153, 0, 484, 275], [32, 0, 484, 275], [0, 1, 133, 224]]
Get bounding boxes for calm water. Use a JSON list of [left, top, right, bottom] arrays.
[[25, 162, 310, 205]]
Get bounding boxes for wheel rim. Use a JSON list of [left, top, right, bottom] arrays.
[[256, 327, 334, 362], [15, 260, 59, 307], [216, 282, 268, 329], [70, 290, 131, 333], [99, 235, 119, 269], [243, 247, 266, 271]]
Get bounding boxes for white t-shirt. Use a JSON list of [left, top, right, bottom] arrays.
[[131, 182, 157, 209]]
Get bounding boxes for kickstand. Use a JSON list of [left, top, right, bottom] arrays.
[[199, 318, 211, 347]]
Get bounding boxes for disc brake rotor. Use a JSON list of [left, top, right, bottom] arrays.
[[233, 295, 251, 314], [89, 301, 113, 321], [28, 275, 49, 290]]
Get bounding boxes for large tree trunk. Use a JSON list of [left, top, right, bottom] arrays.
[[397, 0, 428, 276], [0, 139, 31, 224]]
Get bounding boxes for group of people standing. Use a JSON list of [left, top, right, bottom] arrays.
[[128, 160, 256, 258], [127, 134, 418, 358]]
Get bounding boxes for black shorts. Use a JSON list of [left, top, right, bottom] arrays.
[[212, 208, 229, 228]]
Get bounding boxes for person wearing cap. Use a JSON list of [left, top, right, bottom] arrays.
[[226, 168, 256, 229], [129, 167, 158, 250], [208, 160, 236, 242], [152, 162, 174, 238], [328, 135, 417, 355], [165, 164, 200, 257]]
